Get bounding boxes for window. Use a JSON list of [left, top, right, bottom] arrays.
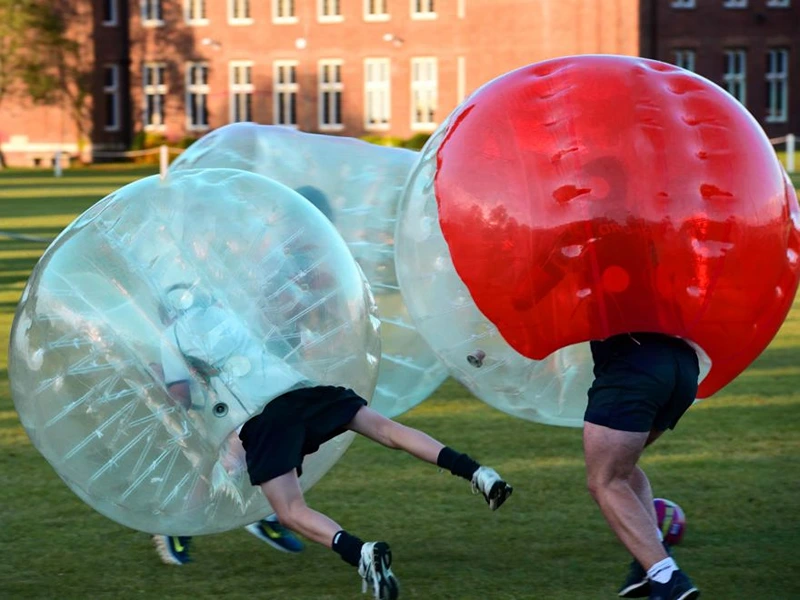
[[722, 0, 747, 8], [723, 49, 747, 105], [412, 0, 436, 19], [274, 0, 297, 23], [229, 0, 252, 23], [673, 49, 696, 72], [230, 62, 254, 123], [185, 0, 208, 24], [365, 59, 391, 130], [365, 0, 389, 20], [411, 57, 437, 130], [670, 0, 695, 8], [766, 0, 790, 7], [319, 60, 343, 130], [103, 65, 120, 131], [102, 0, 118, 26], [186, 63, 210, 131], [766, 49, 789, 123], [274, 61, 298, 126], [143, 63, 167, 130], [142, 0, 163, 24], [319, 0, 343, 22]]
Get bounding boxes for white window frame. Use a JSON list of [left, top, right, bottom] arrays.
[[229, 0, 253, 24], [673, 49, 696, 72], [273, 60, 299, 127], [229, 61, 254, 123], [142, 0, 164, 26], [364, 58, 391, 131], [319, 0, 343, 23], [411, 0, 436, 20], [273, 0, 298, 23], [723, 49, 747, 106], [318, 59, 344, 131], [410, 57, 437, 131], [185, 0, 209, 25], [364, 0, 389, 21], [670, 0, 695, 8], [102, 0, 118, 26], [103, 65, 120, 131], [143, 62, 167, 131], [766, 48, 789, 123], [766, 0, 790, 7], [186, 62, 210, 132], [722, 0, 748, 8]]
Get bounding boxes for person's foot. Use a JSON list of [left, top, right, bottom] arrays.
[[358, 541, 399, 600], [618, 559, 650, 597], [620, 543, 673, 597], [648, 570, 700, 600], [471, 466, 513, 510], [152, 535, 192, 565], [244, 518, 304, 553]]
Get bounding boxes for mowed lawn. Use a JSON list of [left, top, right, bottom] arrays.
[[1, 166, 799, 600]]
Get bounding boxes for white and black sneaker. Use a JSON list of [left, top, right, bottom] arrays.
[[358, 541, 399, 600], [471, 466, 513, 511]]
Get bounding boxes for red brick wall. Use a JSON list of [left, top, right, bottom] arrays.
[[3, 0, 641, 165], [124, 0, 639, 141]]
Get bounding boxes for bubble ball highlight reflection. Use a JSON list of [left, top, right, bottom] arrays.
[[396, 55, 800, 423], [10, 169, 381, 535], [170, 123, 448, 418]]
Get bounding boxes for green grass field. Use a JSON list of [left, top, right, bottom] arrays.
[[1, 166, 799, 599]]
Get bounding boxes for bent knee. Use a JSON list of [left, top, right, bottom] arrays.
[[274, 498, 308, 531]]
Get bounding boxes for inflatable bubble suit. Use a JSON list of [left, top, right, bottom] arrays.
[[9, 168, 381, 535], [170, 123, 448, 418], [396, 55, 800, 425]]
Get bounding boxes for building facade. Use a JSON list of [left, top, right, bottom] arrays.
[[640, 0, 799, 138], [1, 0, 639, 166], [1, 0, 796, 167]]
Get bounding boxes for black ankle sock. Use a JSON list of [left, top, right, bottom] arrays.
[[332, 530, 364, 567], [437, 447, 481, 480]]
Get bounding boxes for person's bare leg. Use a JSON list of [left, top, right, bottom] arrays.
[[347, 406, 512, 510], [260, 471, 341, 547], [628, 430, 665, 538], [629, 466, 658, 533], [583, 422, 669, 570], [347, 406, 444, 464]]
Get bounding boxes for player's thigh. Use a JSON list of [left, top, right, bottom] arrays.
[[583, 422, 649, 482], [346, 406, 394, 445], [261, 470, 306, 514]]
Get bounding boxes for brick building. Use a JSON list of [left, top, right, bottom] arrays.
[[0, 0, 796, 167], [1, 0, 639, 166], [640, 0, 800, 139]]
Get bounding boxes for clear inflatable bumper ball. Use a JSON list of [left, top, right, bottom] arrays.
[[170, 123, 449, 418], [396, 55, 800, 425], [10, 168, 381, 535]]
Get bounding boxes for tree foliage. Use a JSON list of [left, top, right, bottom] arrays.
[[0, 0, 34, 108], [0, 0, 94, 148]]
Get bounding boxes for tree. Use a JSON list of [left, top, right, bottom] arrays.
[[0, 0, 35, 167], [21, 1, 94, 159]]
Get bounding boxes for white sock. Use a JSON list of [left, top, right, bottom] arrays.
[[647, 557, 678, 584]]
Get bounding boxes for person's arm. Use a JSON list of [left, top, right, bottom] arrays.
[[159, 326, 193, 410]]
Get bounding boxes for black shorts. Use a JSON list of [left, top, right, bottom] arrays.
[[238, 386, 367, 485], [585, 333, 700, 433]]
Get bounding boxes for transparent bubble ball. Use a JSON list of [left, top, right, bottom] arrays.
[[395, 123, 594, 427], [10, 168, 381, 535], [170, 123, 448, 418]]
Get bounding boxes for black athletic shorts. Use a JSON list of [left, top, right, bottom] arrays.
[[238, 385, 367, 485], [584, 333, 700, 433]]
